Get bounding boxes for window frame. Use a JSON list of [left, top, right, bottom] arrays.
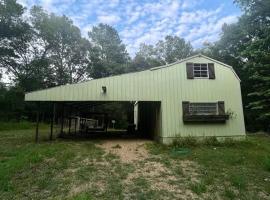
[[188, 102, 218, 115], [193, 63, 209, 79]]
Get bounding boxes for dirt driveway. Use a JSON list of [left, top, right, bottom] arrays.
[[97, 139, 151, 163], [96, 139, 201, 199]]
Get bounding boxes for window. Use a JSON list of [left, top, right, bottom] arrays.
[[189, 103, 218, 115], [193, 63, 209, 78], [182, 101, 228, 123]]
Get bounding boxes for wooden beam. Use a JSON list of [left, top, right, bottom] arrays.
[[35, 102, 40, 143]]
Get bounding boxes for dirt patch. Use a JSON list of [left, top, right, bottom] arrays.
[[97, 139, 150, 163]]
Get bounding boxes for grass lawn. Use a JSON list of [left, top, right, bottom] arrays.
[[0, 125, 270, 200]]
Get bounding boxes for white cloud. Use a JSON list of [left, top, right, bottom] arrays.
[[97, 14, 121, 25], [187, 15, 239, 47], [81, 24, 93, 37], [182, 0, 204, 9], [16, 0, 240, 56]]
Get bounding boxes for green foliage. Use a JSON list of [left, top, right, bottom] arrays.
[[203, 0, 270, 132], [129, 36, 193, 72], [30, 6, 91, 85], [0, 0, 25, 38], [0, 85, 25, 121], [88, 23, 130, 78]]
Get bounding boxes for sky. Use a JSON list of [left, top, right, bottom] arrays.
[[17, 0, 241, 56]]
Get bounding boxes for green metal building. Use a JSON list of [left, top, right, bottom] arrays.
[[25, 54, 246, 143]]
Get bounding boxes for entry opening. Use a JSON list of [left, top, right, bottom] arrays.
[[44, 101, 161, 141]]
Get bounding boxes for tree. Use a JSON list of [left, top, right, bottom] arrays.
[[156, 35, 193, 64], [88, 23, 130, 78], [0, 0, 25, 38], [131, 36, 193, 72], [0, 0, 50, 92], [204, 0, 270, 131], [30, 6, 91, 85]]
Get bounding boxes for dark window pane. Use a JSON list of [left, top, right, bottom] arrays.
[[201, 66, 207, 70]]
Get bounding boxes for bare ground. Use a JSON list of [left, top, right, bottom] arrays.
[[96, 139, 201, 199], [97, 139, 150, 163]]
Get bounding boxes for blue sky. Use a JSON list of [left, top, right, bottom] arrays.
[[17, 0, 241, 56]]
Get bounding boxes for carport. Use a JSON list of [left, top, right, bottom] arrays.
[[32, 100, 161, 142]]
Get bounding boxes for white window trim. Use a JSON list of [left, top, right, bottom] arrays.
[[193, 63, 209, 79]]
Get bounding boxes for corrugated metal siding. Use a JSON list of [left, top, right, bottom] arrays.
[[25, 56, 246, 139]]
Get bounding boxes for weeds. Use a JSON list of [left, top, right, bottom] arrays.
[[189, 181, 207, 194], [230, 174, 247, 190], [263, 156, 270, 171], [172, 136, 198, 148], [224, 187, 236, 199]]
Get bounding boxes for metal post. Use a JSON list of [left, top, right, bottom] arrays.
[[74, 117, 77, 134], [50, 102, 56, 140], [60, 103, 64, 135], [35, 102, 40, 143], [68, 106, 71, 134]]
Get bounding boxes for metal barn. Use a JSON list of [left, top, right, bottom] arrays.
[[25, 54, 246, 144]]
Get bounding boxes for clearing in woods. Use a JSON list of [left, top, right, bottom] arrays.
[[0, 125, 270, 199]]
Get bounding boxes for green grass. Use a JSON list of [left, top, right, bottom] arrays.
[[189, 181, 207, 194], [0, 121, 48, 131], [147, 135, 270, 199], [0, 123, 270, 199], [264, 156, 270, 171]]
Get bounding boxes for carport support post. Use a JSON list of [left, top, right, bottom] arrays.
[[35, 102, 40, 143], [60, 103, 64, 135], [74, 117, 77, 134], [68, 106, 71, 135], [50, 102, 56, 140]]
